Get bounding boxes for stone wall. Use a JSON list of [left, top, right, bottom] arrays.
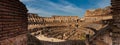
[[28, 13, 80, 30], [28, 13, 43, 24], [28, 14, 79, 23], [28, 13, 79, 23], [87, 0, 120, 45], [0, 0, 28, 45], [85, 6, 111, 17], [52, 16, 79, 22], [84, 6, 112, 22], [111, 0, 120, 45], [111, 0, 120, 27]]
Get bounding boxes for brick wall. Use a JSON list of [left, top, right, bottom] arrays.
[[111, 0, 120, 45], [28, 13, 79, 32], [111, 0, 120, 26], [84, 6, 112, 22], [0, 0, 28, 45]]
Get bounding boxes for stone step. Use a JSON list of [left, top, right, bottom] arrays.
[[112, 35, 120, 38], [112, 42, 120, 45], [113, 41, 120, 43], [112, 29, 120, 33], [112, 33, 120, 39]]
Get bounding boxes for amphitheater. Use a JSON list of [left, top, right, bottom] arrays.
[[27, 6, 112, 45]]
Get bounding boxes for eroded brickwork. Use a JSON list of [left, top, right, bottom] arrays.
[[84, 6, 112, 22], [28, 13, 80, 31], [111, 0, 120, 45], [87, 0, 120, 45], [0, 0, 28, 45]]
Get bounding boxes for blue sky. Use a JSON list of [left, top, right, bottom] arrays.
[[20, 0, 110, 17]]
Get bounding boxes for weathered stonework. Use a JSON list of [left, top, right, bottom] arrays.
[[28, 13, 80, 31], [84, 6, 112, 22], [0, 0, 28, 45], [86, 0, 120, 45], [111, 0, 120, 45], [52, 16, 79, 22], [0, 34, 27, 45]]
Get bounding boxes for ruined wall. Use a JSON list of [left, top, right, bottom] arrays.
[[111, 0, 120, 27], [28, 13, 43, 24], [28, 13, 43, 30], [89, 0, 120, 45], [84, 6, 112, 22], [28, 13, 79, 24], [28, 13, 79, 31], [0, 0, 28, 45], [111, 0, 120, 45], [28, 13, 88, 45], [52, 16, 79, 22]]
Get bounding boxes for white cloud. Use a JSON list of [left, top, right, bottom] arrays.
[[97, 0, 111, 8], [27, 7, 55, 17], [24, 0, 84, 17], [40, 0, 84, 15]]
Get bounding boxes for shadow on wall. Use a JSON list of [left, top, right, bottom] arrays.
[[27, 34, 86, 45]]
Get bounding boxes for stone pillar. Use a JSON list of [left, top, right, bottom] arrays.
[[111, 0, 120, 45], [0, 0, 28, 45]]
